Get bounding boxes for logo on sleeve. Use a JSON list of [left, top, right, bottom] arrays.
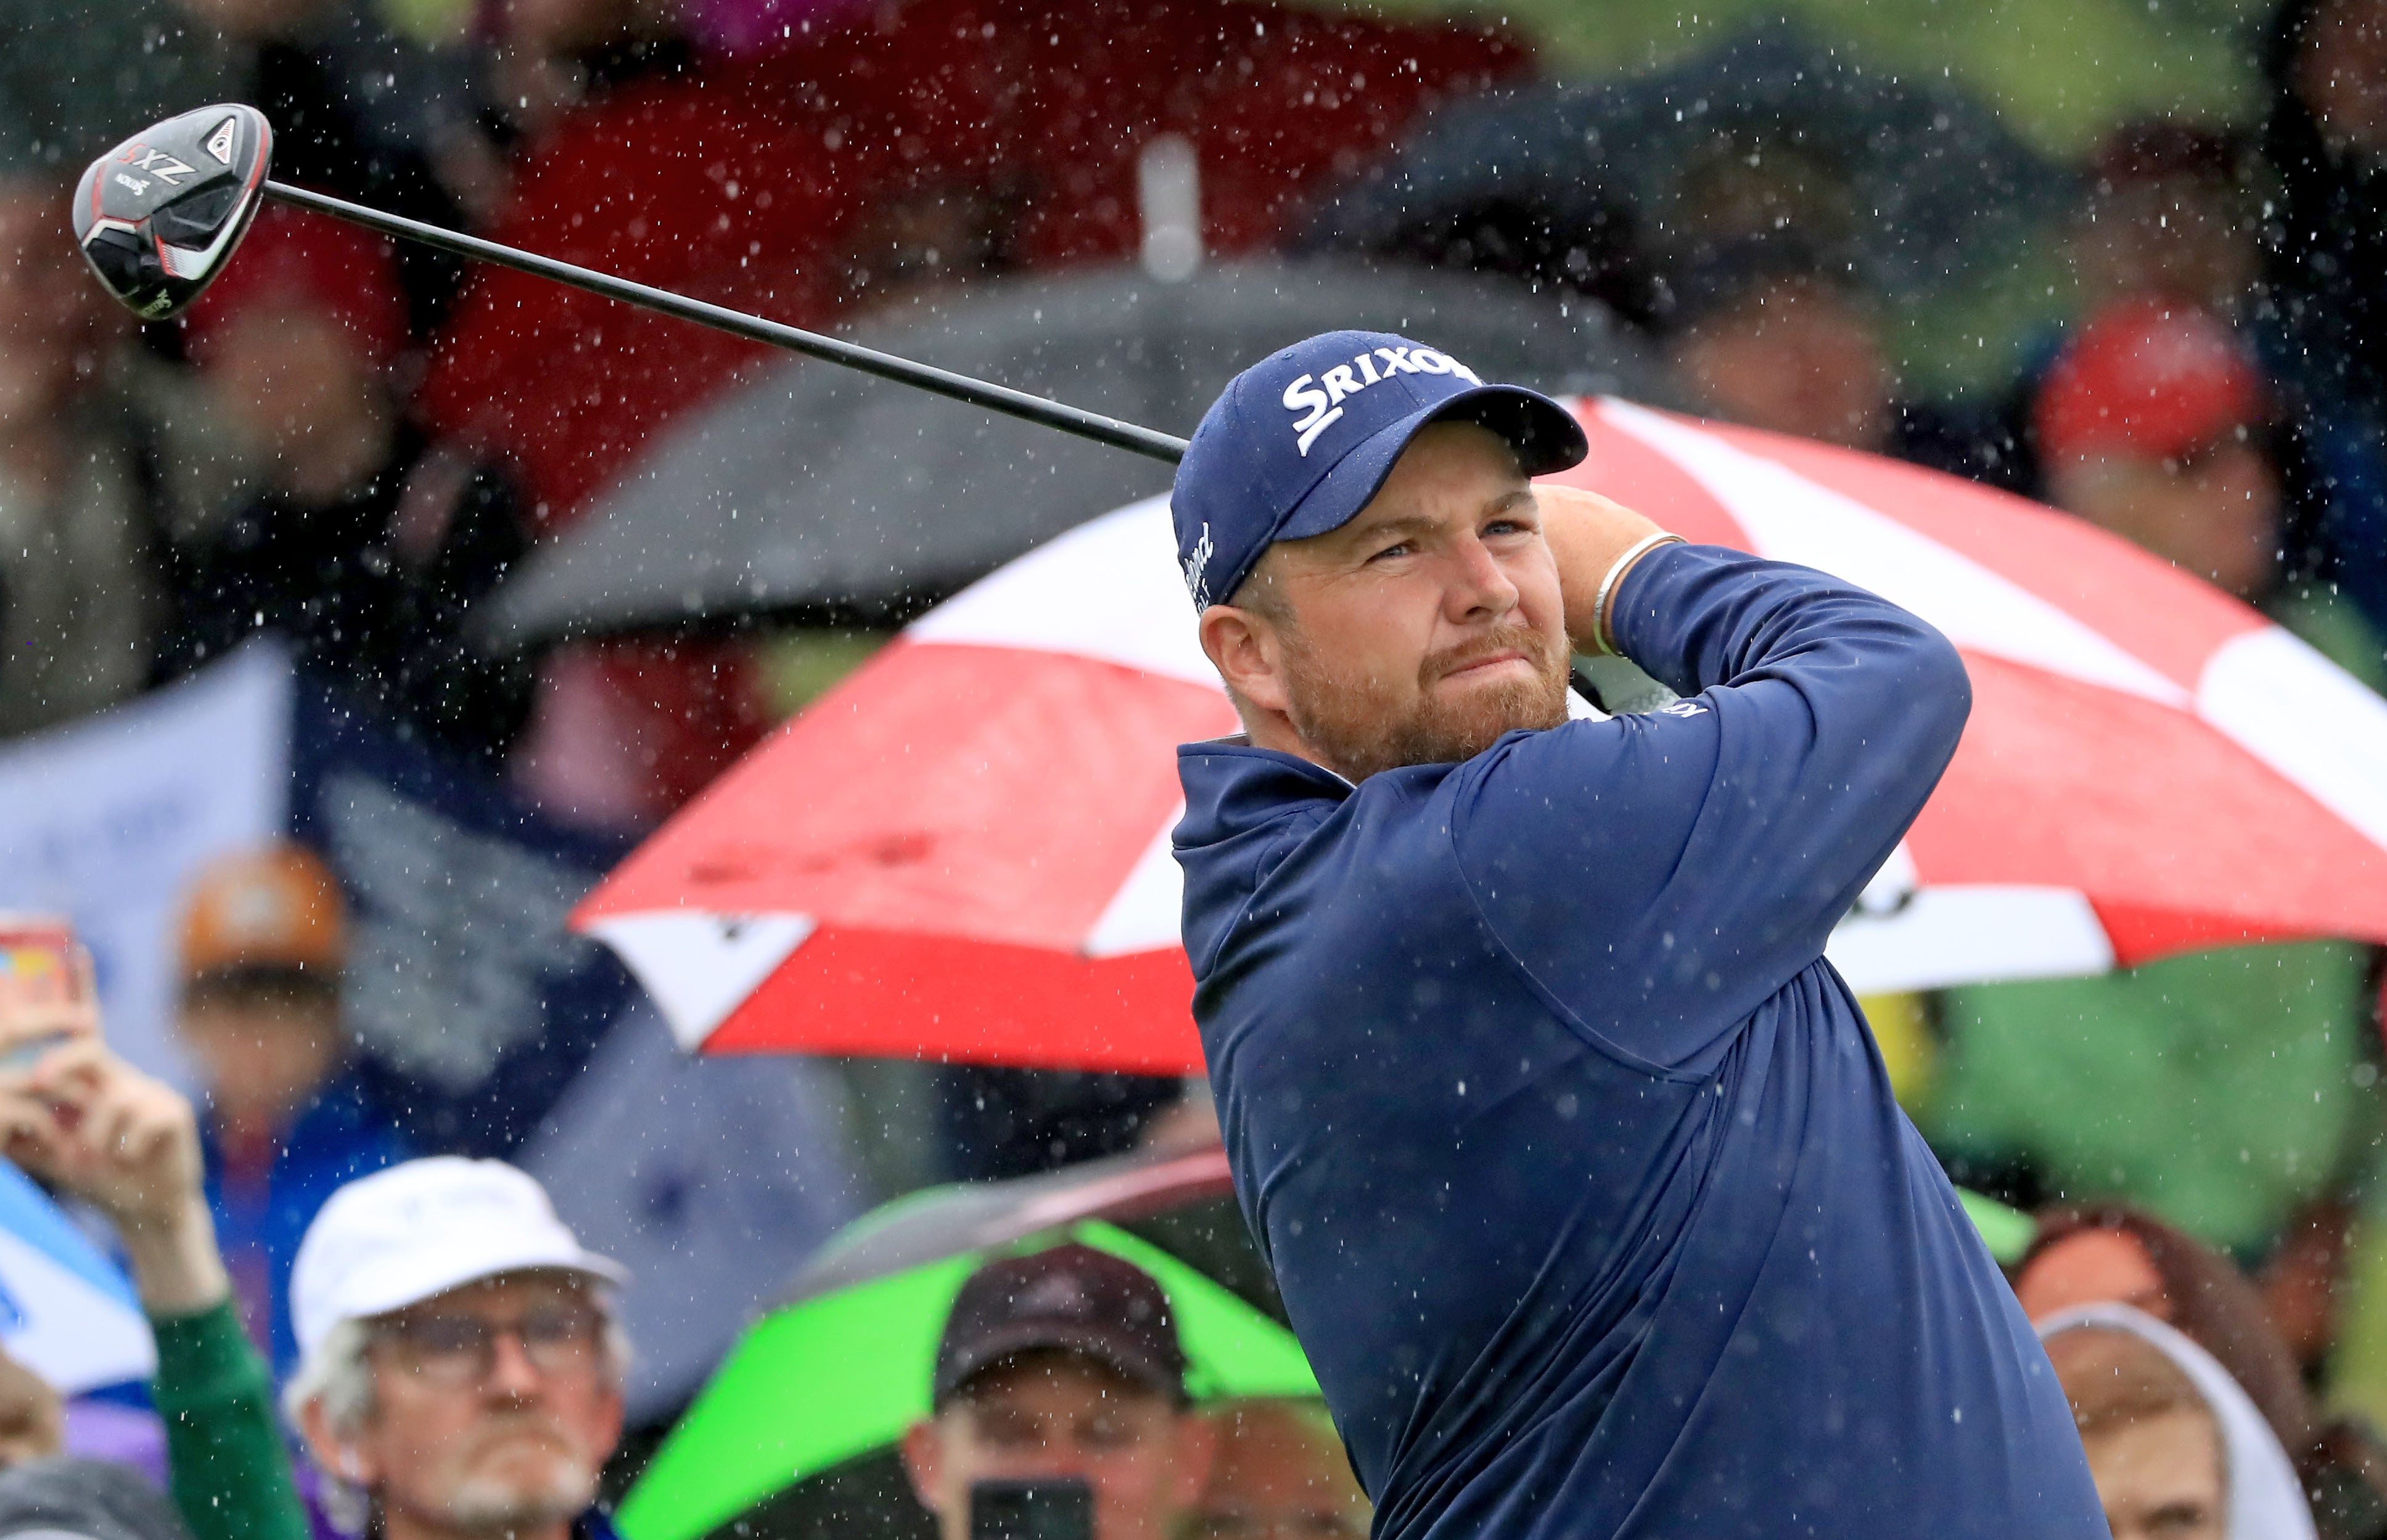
[[1282, 346, 1485, 456]]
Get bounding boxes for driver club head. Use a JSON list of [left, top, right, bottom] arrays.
[[72, 104, 273, 321]]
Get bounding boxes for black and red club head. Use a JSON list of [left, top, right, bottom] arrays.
[[72, 104, 273, 321]]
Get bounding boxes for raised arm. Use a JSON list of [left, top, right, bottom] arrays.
[[1450, 541, 1970, 1070], [0, 1014, 310, 1540]]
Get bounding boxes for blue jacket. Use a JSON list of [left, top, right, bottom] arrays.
[[202, 1069, 414, 1379], [1175, 546, 2103, 1540]]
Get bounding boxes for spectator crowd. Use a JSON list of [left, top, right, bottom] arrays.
[[0, 0, 2384, 1536]]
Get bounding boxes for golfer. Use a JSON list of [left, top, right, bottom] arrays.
[[1169, 331, 2105, 1539]]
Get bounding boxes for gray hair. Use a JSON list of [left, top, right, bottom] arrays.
[[281, 1282, 631, 1537]]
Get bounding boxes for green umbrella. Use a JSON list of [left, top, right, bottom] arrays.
[[1958, 1189, 2035, 1268], [617, 1219, 1318, 1540]]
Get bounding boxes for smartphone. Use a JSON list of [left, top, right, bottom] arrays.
[[0, 916, 88, 1070], [968, 1478, 1095, 1540]]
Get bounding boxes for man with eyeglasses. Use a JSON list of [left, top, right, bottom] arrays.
[[283, 1157, 629, 1540]]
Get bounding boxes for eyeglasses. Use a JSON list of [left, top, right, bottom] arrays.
[[373, 1303, 604, 1386]]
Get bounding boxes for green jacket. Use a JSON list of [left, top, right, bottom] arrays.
[[151, 1300, 310, 1540]]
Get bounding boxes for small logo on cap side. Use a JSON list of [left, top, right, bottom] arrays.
[[1281, 346, 1485, 457], [1181, 521, 1214, 607]]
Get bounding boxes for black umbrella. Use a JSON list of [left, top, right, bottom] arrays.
[[1307, 17, 2072, 305], [477, 259, 1664, 648]]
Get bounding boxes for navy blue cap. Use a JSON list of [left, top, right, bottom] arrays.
[[1171, 330, 1588, 609]]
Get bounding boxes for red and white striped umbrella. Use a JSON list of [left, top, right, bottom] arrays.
[[575, 399, 2387, 1072]]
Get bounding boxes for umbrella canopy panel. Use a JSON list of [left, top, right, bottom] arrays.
[[1564, 401, 2387, 972], [481, 260, 1664, 648], [582, 491, 1230, 1071], [616, 1219, 1317, 1540]]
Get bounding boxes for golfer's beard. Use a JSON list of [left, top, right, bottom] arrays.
[[1281, 626, 1569, 781]]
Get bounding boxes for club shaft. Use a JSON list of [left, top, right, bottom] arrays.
[[261, 181, 1191, 465]]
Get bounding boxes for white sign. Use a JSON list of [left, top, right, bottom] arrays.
[[0, 1163, 152, 1393], [0, 646, 291, 1086]]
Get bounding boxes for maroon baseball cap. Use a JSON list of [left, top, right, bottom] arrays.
[[932, 1243, 1188, 1409]]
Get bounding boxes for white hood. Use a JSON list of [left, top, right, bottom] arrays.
[[2039, 1303, 2316, 1540]]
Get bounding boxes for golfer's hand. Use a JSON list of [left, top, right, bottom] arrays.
[[0, 1039, 227, 1315], [1535, 485, 1669, 653]]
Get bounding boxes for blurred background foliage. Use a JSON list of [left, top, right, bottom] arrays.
[[1399, 0, 2267, 155]]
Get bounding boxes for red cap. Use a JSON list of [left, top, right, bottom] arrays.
[[2035, 297, 2265, 464], [180, 203, 407, 369]]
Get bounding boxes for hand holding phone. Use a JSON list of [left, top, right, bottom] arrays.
[[0, 935, 219, 1311]]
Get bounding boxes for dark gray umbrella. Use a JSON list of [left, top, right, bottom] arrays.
[[478, 259, 1664, 648], [1306, 17, 2072, 303]]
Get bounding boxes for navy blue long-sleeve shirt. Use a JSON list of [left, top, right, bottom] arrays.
[[1173, 544, 2103, 1540]]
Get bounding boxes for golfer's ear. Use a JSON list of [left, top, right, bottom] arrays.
[[1199, 605, 1289, 715]]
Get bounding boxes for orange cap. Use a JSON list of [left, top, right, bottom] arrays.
[[178, 844, 347, 981]]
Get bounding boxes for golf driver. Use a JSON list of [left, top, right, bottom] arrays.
[[71, 104, 1189, 464]]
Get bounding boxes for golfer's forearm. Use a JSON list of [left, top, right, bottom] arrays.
[[1537, 485, 1669, 650], [1609, 544, 1971, 781], [120, 1195, 231, 1317]]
